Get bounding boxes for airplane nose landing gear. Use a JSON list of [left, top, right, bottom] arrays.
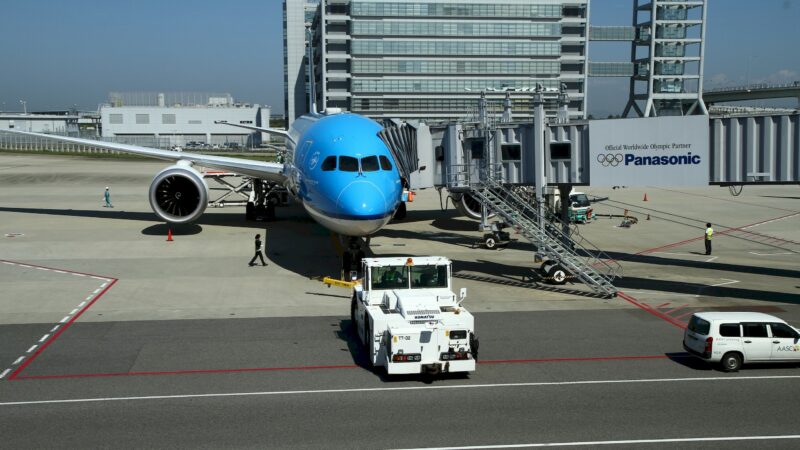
[[341, 236, 368, 280]]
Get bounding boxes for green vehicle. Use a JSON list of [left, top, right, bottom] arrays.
[[555, 191, 593, 223]]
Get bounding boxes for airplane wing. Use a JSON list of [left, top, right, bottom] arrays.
[[213, 121, 295, 145], [1, 129, 286, 183]]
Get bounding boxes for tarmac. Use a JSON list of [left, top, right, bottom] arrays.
[[1, 153, 799, 447], [1, 153, 797, 326]]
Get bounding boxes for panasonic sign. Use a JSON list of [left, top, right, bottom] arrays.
[[589, 116, 709, 187]]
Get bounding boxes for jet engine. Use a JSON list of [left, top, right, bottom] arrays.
[[451, 192, 489, 221], [148, 164, 209, 224]]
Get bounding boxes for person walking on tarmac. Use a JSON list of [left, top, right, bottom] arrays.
[[103, 187, 113, 208], [704, 223, 714, 255], [249, 233, 267, 266]]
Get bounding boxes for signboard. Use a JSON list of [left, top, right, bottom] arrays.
[[589, 116, 709, 187]]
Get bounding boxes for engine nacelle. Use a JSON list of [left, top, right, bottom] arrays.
[[149, 164, 209, 224], [451, 192, 492, 221]]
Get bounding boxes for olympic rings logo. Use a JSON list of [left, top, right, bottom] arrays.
[[597, 153, 624, 167]]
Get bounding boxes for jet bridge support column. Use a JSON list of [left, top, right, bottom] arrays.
[[533, 86, 547, 258]]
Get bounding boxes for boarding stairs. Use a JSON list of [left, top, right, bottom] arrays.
[[451, 166, 621, 297]]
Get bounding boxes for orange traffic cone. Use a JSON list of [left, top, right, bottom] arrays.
[[167, 229, 173, 242], [643, 193, 649, 201]]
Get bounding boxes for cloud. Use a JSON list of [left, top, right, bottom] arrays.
[[754, 69, 800, 85]]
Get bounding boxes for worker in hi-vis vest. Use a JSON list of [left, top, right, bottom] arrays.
[[704, 223, 714, 255]]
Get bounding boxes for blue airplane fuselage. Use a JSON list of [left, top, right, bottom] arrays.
[[283, 112, 403, 236]]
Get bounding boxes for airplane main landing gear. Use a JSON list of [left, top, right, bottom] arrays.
[[341, 237, 367, 280]]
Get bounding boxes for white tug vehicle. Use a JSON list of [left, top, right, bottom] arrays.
[[351, 256, 478, 375]]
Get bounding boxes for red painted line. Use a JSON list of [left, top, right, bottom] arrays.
[[12, 354, 681, 381], [478, 355, 670, 365], [657, 302, 671, 309], [617, 291, 686, 330], [0, 259, 112, 280], [632, 212, 800, 257], [664, 304, 690, 315], [8, 278, 118, 380]]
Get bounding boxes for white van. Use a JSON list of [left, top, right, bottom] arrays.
[[683, 312, 800, 371]]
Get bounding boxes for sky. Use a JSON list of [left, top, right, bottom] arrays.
[[0, 0, 797, 117]]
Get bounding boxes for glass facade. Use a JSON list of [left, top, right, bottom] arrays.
[[352, 59, 561, 76], [350, 2, 561, 19], [589, 26, 635, 41], [351, 40, 561, 57], [352, 78, 560, 94], [351, 20, 561, 38]]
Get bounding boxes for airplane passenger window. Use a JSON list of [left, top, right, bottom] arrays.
[[321, 156, 336, 171], [379, 155, 393, 170], [339, 156, 359, 172], [361, 156, 379, 172]]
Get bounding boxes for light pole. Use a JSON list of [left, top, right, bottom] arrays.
[[19, 100, 27, 114]]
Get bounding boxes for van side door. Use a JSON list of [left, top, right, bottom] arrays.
[[741, 323, 772, 362], [769, 323, 800, 361]]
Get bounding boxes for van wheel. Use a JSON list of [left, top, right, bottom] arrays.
[[721, 352, 742, 372]]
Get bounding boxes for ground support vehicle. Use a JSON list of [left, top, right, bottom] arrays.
[[351, 256, 478, 375], [683, 312, 800, 371]]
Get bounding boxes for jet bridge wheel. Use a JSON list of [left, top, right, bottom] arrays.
[[541, 261, 569, 286]]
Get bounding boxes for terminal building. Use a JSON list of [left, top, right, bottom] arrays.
[[284, 0, 590, 124], [0, 112, 79, 135], [99, 92, 270, 148]]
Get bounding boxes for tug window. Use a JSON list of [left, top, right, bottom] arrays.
[[361, 156, 380, 172], [339, 156, 359, 172], [321, 156, 337, 171]]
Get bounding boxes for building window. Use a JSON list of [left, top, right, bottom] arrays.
[[162, 114, 176, 124], [135, 114, 150, 124], [109, 114, 123, 124]]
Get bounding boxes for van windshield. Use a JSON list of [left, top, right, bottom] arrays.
[[687, 316, 710, 335]]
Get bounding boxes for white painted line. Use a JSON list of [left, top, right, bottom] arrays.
[[50, 325, 60, 333], [2, 261, 14, 265], [0, 369, 10, 380], [73, 273, 85, 277], [705, 256, 718, 263], [2, 374, 800, 407], [78, 302, 86, 307], [92, 289, 101, 294], [38, 334, 50, 343], [59, 316, 70, 324], [18, 265, 31, 268], [101, 282, 108, 288], [85, 296, 93, 301], [70, 309, 79, 315], [26, 345, 37, 353], [53, 270, 66, 274], [749, 251, 793, 256], [395, 435, 800, 449], [91, 276, 106, 281], [36, 267, 48, 271], [711, 278, 740, 287], [13, 357, 25, 366]]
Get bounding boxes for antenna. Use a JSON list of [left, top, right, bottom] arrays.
[[305, 25, 317, 114]]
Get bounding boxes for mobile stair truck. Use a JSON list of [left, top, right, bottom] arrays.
[[351, 256, 478, 375]]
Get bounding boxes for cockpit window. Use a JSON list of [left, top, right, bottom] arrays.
[[339, 156, 358, 172], [361, 156, 379, 172], [321, 156, 336, 171], [379, 155, 393, 171]]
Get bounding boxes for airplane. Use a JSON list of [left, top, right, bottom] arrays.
[[3, 108, 406, 240]]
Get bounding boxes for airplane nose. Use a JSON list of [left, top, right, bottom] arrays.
[[337, 181, 388, 218]]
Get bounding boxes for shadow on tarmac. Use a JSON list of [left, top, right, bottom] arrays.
[[334, 319, 471, 384]]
